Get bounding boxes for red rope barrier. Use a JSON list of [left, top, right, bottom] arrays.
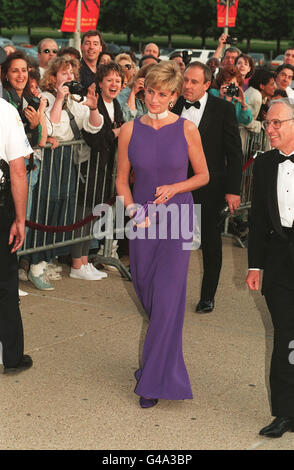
[[25, 154, 257, 234], [242, 156, 254, 172], [25, 196, 116, 233]]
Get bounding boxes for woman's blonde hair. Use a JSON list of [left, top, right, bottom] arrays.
[[144, 60, 183, 95], [40, 55, 80, 93]]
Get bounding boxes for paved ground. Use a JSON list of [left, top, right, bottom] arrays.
[[1, 238, 293, 450]]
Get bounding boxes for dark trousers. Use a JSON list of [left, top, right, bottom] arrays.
[[0, 220, 24, 367], [195, 177, 225, 300], [265, 284, 294, 417]]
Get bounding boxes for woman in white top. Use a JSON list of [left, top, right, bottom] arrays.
[[28, 56, 104, 290]]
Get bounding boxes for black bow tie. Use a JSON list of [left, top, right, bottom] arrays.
[[184, 100, 201, 110], [279, 153, 294, 164]]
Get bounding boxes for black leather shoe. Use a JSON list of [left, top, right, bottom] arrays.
[[4, 355, 33, 374], [195, 299, 214, 313], [259, 417, 294, 438]]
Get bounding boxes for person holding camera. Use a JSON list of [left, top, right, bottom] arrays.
[[1, 51, 47, 150], [209, 66, 252, 126], [213, 33, 241, 68], [25, 56, 104, 288]]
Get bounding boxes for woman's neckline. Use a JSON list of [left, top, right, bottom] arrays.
[[138, 116, 180, 131]]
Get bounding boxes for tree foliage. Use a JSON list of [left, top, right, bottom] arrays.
[[1, 0, 294, 53]]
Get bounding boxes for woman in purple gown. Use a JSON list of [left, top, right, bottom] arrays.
[[116, 61, 209, 408]]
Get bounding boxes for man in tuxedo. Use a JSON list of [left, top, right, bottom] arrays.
[[173, 61, 243, 313], [246, 99, 294, 438]]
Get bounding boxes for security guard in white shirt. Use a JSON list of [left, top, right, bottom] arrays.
[[0, 98, 33, 373]]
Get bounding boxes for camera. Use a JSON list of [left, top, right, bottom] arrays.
[[21, 96, 41, 124], [225, 36, 238, 45], [225, 82, 239, 97], [64, 81, 87, 98], [182, 50, 192, 66]]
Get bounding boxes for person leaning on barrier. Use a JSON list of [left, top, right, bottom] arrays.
[[82, 62, 124, 201], [246, 98, 294, 438], [25, 55, 104, 289], [0, 98, 33, 373], [82, 62, 125, 264]]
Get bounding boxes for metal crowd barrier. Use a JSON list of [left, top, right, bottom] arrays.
[[19, 127, 270, 271], [19, 140, 131, 280], [223, 127, 270, 247]]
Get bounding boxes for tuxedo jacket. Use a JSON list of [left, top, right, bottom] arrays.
[[173, 94, 243, 196], [248, 149, 294, 292]]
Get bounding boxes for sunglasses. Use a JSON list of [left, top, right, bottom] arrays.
[[42, 49, 58, 54], [123, 64, 132, 70]]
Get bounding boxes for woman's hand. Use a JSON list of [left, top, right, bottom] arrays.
[[38, 95, 48, 114], [56, 81, 70, 101], [23, 106, 40, 129], [47, 136, 59, 149], [233, 86, 248, 110], [153, 184, 177, 204], [83, 83, 98, 110], [132, 78, 145, 95]]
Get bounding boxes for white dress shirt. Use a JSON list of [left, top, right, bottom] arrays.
[[277, 151, 294, 228], [250, 150, 294, 271], [181, 92, 208, 127], [286, 86, 294, 100]]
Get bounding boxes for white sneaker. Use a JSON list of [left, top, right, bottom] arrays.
[[70, 265, 102, 280], [87, 263, 108, 279]]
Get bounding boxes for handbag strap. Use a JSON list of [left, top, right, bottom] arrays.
[[66, 108, 81, 140]]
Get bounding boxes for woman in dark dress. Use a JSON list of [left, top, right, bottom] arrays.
[[116, 61, 209, 408]]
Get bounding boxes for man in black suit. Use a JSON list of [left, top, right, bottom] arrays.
[[246, 98, 294, 438], [173, 61, 243, 313]]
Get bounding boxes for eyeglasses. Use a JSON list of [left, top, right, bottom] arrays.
[[42, 49, 58, 54], [262, 118, 293, 130], [123, 64, 132, 70]]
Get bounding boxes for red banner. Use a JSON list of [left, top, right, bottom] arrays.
[[60, 0, 100, 33], [217, 0, 239, 28]]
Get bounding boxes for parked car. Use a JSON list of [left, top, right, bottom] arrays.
[[15, 46, 38, 59], [159, 48, 215, 64], [106, 42, 121, 56], [0, 36, 14, 47], [270, 54, 284, 69], [248, 52, 267, 67]]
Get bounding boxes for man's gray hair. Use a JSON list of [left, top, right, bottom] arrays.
[[269, 98, 294, 118]]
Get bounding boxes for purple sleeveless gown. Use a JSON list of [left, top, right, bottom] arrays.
[[128, 117, 194, 400]]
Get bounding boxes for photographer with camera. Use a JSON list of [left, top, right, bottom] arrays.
[[25, 56, 104, 289], [1, 51, 47, 151], [209, 66, 252, 125], [213, 33, 241, 68]]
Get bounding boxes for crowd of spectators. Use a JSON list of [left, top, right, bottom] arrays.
[[0, 29, 293, 292]]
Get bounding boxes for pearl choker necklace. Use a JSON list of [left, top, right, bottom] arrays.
[[147, 110, 169, 120]]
